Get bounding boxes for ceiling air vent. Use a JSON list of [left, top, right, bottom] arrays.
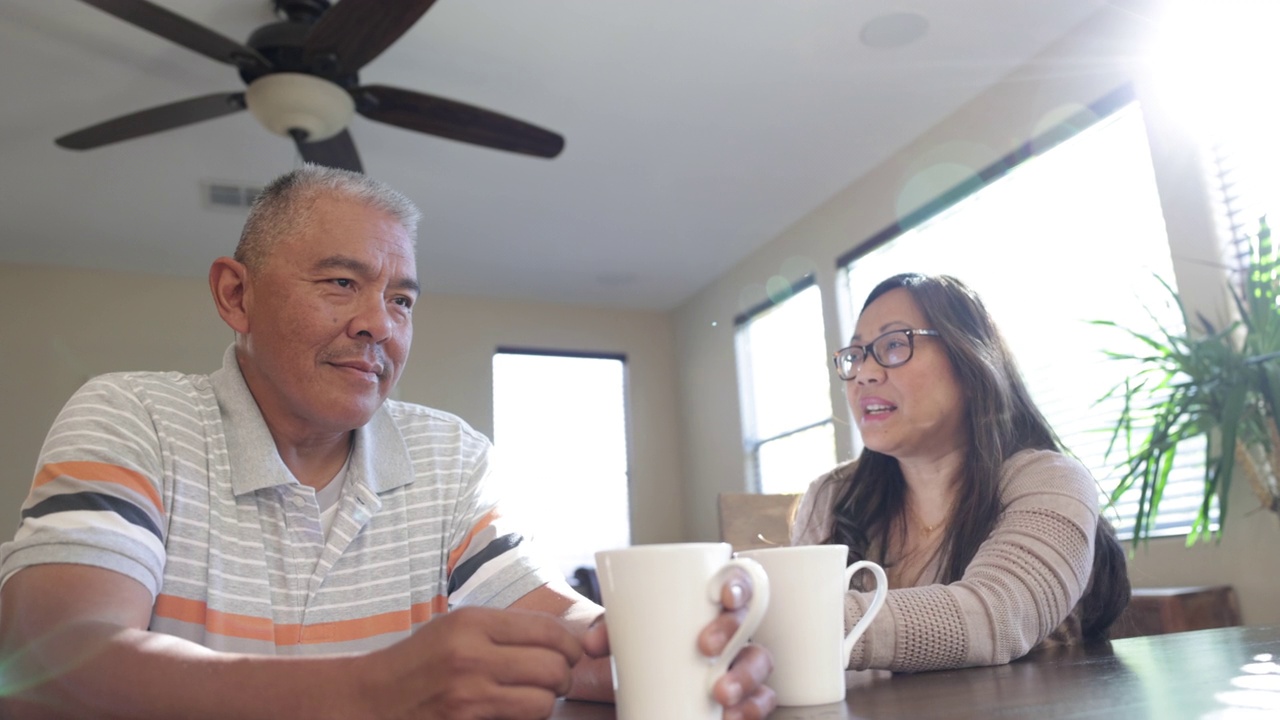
[[202, 181, 263, 211]]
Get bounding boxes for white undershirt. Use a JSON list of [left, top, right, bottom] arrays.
[[315, 455, 350, 539]]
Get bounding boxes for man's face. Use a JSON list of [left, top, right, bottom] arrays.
[[238, 194, 418, 439]]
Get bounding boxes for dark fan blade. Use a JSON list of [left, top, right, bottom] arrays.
[[295, 129, 364, 173], [79, 0, 269, 70], [303, 0, 438, 75], [357, 85, 564, 159], [56, 92, 246, 150]]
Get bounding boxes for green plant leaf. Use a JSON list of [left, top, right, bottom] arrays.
[[1096, 217, 1280, 546]]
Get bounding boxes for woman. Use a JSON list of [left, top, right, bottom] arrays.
[[792, 272, 1129, 673]]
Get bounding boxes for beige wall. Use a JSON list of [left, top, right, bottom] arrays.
[[671, 4, 1280, 624], [0, 262, 684, 547]]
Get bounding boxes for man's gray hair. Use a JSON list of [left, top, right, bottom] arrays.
[[234, 164, 422, 272]]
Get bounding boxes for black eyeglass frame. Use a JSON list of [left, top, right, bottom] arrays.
[[832, 329, 940, 381]]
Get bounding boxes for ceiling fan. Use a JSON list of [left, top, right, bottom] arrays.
[[55, 0, 565, 173]]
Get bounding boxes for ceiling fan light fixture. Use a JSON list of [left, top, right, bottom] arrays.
[[245, 73, 355, 142]]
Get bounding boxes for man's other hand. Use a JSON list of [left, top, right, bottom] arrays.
[[362, 606, 583, 720]]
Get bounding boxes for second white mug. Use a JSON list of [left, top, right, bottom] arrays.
[[737, 544, 888, 707]]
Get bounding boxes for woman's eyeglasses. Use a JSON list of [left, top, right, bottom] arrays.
[[832, 329, 940, 381]]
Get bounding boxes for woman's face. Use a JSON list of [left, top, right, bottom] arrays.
[[846, 287, 967, 463]]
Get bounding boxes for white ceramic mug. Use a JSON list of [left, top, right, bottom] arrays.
[[595, 542, 771, 720], [737, 545, 888, 706]]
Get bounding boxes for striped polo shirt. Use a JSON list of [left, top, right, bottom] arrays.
[[0, 346, 558, 654]]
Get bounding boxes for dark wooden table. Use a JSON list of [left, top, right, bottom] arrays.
[[549, 625, 1280, 719]]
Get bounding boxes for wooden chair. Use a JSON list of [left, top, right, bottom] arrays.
[[717, 492, 803, 553], [1110, 585, 1242, 638]]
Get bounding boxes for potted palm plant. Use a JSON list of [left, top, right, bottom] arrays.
[[1097, 217, 1280, 544]]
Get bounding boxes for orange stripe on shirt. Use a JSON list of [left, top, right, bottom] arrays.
[[286, 597, 448, 645], [411, 595, 450, 624], [155, 594, 276, 643], [447, 508, 500, 575], [154, 594, 208, 626], [35, 461, 164, 518], [155, 594, 448, 645]]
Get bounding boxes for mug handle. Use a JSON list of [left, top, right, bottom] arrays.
[[842, 560, 888, 660], [705, 557, 771, 690]]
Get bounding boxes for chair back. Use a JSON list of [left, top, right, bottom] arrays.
[[717, 492, 803, 553]]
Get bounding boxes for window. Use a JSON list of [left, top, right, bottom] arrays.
[[838, 91, 1211, 539], [735, 279, 837, 494], [492, 350, 630, 578]]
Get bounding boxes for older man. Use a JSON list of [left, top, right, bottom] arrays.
[[0, 166, 774, 720]]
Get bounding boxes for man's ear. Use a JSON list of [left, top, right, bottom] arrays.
[[209, 257, 251, 334]]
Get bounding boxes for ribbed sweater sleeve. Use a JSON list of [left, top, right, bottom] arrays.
[[791, 449, 1098, 673]]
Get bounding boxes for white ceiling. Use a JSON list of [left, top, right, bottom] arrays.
[[0, 0, 1108, 310]]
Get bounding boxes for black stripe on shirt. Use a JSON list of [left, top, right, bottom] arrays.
[[448, 532, 524, 595], [22, 491, 163, 541]]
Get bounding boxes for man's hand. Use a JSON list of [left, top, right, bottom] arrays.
[[581, 568, 777, 720], [361, 606, 584, 720]]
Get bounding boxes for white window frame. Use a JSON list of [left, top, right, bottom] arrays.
[[734, 276, 838, 494], [491, 348, 631, 578]]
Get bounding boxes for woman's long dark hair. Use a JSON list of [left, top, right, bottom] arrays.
[[823, 273, 1129, 638]]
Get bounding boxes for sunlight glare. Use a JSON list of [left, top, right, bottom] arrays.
[[1150, 1, 1280, 142]]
